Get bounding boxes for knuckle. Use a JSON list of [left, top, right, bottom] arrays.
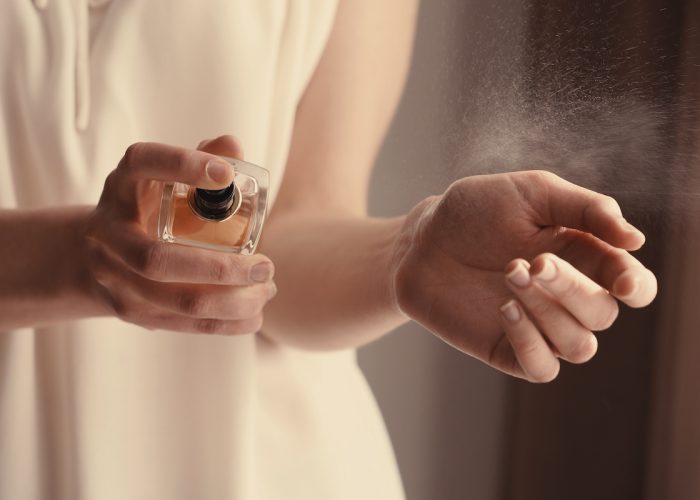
[[598, 195, 622, 216], [514, 337, 542, 358], [212, 258, 244, 283], [179, 292, 209, 317], [528, 297, 554, 318], [210, 260, 231, 283], [102, 170, 121, 195], [558, 275, 581, 300], [194, 318, 226, 335], [529, 169, 558, 185], [178, 148, 197, 174], [121, 142, 145, 170], [139, 243, 168, 279]]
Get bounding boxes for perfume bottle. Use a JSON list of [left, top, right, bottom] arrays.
[[157, 157, 269, 255]]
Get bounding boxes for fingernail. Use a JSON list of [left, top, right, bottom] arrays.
[[250, 262, 274, 283], [506, 262, 530, 288], [534, 257, 557, 281], [206, 159, 233, 184], [500, 300, 521, 322]]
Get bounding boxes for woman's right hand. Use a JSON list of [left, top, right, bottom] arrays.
[[84, 136, 276, 335]]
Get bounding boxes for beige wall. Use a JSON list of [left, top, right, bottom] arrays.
[[358, 2, 524, 499]]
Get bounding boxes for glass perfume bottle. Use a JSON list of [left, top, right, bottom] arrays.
[[157, 157, 269, 255]]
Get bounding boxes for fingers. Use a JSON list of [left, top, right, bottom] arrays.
[[103, 284, 265, 335], [91, 243, 276, 320], [519, 171, 645, 250], [611, 266, 658, 308], [149, 281, 276, 321], [198, 135, 245, 159], [529, 253, 619, 331], [88, 223, 274, 285], [117, 142, 235, 190], [499, 300, 561, 383], [499, 239, 657, 380], [554, 231, 657, 308], [139, 313, 264, 336], [505, 260, 599, 364]]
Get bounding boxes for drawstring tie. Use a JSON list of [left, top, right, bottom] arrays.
[[32, 0, 93, 131], [73, 0, 90, 131]]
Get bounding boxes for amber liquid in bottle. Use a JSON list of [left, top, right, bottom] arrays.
[[169, 188, 256, 248], [157, 157, 269, 255]]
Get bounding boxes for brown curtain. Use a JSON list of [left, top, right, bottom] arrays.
[[504, 2, 697, 500], [646, 1, 700, 497]]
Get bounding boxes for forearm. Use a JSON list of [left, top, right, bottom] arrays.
[[0, 206, 103, 329], [259, 212, 410, 350], [254, 0, 418, 349]]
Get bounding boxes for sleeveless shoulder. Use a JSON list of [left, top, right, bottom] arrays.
[[0, 0, 339, 207]]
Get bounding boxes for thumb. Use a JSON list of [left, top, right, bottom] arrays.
[[197, 134, 245, 160], [526, 171, 646, 251]]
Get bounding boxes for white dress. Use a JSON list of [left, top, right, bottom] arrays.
[[0, 1, 405, 499]]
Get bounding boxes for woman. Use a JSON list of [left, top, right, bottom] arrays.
[[0, 1, 657, 499]]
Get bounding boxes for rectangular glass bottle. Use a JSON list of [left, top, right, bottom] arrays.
[[157, 157, 269, 255]]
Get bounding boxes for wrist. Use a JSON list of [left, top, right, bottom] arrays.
[[389, 195, 441, 319], [40, 205, 109, 321], [0, 205, 105, 329], [64, 206, 106, 316], [375, 215, 411, 321]]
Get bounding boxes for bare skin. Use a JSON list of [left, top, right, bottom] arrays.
[[392, 171, 656, 382], [0, 0, 657, 382], [0, 140, 275, 334]]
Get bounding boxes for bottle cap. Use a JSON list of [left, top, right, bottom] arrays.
[[193, 182, 236, 219]]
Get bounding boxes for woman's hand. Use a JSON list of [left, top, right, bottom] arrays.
[[392, 170, 657, 382], [84, 135, 276, 335]]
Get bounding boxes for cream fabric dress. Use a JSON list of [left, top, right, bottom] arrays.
[[0, 1, 405, 499]]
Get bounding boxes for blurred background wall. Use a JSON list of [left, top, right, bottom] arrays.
[[358, 1, 699, 499], [360, 2, 520, 499]]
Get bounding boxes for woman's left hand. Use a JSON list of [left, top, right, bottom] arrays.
[[391, 170, 657, 382]]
